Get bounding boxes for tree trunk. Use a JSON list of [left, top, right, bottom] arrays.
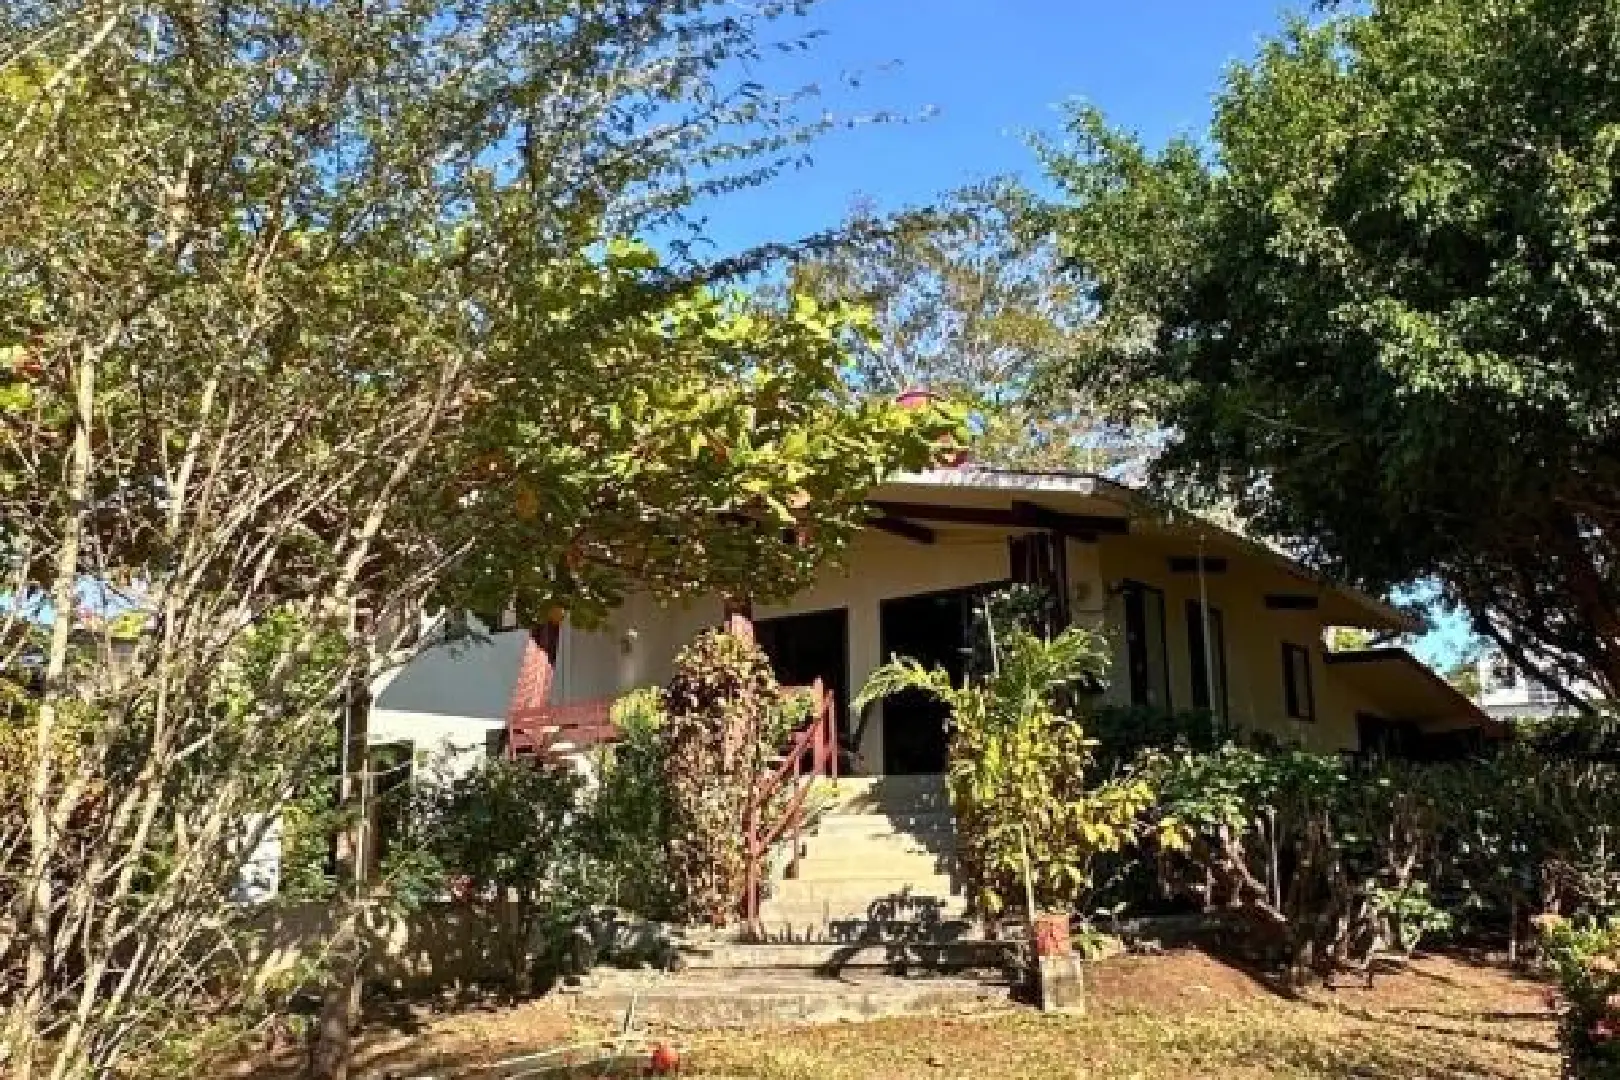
[[5, 347, 97, 1080], [307, 625, 373, 1080], [307, 954, 361, 1080]]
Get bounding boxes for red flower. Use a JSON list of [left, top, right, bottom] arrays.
[[1590, 1017, 1617, 1042]]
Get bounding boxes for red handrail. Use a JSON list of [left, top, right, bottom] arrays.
[[507, 699, 617, 761], [743, 679, 839, 928]]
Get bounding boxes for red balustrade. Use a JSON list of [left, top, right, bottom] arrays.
[[742, 679, 839, 928], [506, 699, 618, 761]]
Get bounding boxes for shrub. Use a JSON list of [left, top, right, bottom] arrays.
[[661, 630, 782, 925], [579, 689, 676, 918], [1140, 746, 1455, 981], [1540, 916, 1620, 1078], [394, 756, 584, 992], [1088, 704, 1229, 774]]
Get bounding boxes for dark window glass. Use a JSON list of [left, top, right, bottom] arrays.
[[1123, 582, 1171, 709], [1282, 642, 1316, 721]]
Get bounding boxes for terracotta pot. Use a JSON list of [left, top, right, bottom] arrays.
[[1032, 912, 1073, 958]]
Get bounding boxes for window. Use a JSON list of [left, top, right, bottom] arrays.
[[1186, 600, 1228, 719], [1282, 642, 1315, 721], [1528, 683, 1560, 708], [1009, 532, 1070, 633], [1122, 582, 1171, 709]]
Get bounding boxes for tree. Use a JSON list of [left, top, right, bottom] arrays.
[[792, 183, 1143, 471], [0, 2, 951, 1076], [1445, 659, 1483, 702], [1040, 0, 1620, 702]]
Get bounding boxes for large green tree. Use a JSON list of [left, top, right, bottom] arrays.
[[0, 2, 949, 1076], [1043, 0, 1620, 702], [792, 184, 1138, 470]]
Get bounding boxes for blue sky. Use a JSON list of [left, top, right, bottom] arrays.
[[693, 0, 1475, 669], [697, 0, 1295, 254]]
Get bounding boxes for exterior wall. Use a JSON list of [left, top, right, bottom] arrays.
[[755, 529, 1010, 771], [1475, 650, 1597, 720], [547, 528, 1392, 765], [1096, 537, 1382, 754], [553, 529, 1010, 773]]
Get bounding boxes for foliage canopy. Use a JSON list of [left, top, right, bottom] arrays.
[[1042, 0, 1620, 697]]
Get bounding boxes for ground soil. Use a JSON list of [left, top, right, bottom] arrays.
[[237, 949, 1560, 1079]]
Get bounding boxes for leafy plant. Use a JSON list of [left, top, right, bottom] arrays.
[[397, 757, 584, 993], [1140, 746, 1455, 982], [579, 689, 676, 918], [859, 611, 1158, 917], [661, 630, 783, 926], [1539, 916, 1620, 1078]]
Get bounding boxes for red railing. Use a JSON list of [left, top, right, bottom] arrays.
[[507, 700, 618, 761], [743, 679, 839, 927]]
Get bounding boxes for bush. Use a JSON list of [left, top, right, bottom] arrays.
[[391, 756, 584, 992], [1140, 746, 1459, 980], [1088, 704, 1229, 774], [1540, 917, 1620, 1078], [661, 630, 783, 925], [579, 689, 676, 918], [1132, 735, 1620, 984]]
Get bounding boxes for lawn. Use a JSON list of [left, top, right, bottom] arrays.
[[685, 953, 1556, 1080], [238, 950, 1559, 1079]]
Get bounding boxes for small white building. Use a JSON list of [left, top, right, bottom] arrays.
[[1475, 650, 1600, 721]]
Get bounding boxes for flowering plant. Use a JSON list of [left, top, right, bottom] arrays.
[[1538, 915, 1620, 1077]]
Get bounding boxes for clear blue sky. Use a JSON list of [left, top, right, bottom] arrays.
[[697, 0, 1297, 254], [696, 0, 1475, 669]]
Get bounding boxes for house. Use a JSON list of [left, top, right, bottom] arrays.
[[376, 466, 1500, 774], [1474, 649, 1600, 722]]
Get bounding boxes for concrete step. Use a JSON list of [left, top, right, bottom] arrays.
[[756, 899, 969, 930], [806, 811, 957, 841], [790, 852, 958, 882], [566, 969, 1013, 1027], [676, 940, 1010, 972], [821, 774, 950, 815], [796, 837, 957, 864], [767, 877, 961, 903]]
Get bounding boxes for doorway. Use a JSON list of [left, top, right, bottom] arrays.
[[756, 608, 850, 738], [878, 586, 985, 775]]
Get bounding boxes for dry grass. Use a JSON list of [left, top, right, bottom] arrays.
[[236, 950, 1560, 1079], [683, 952, 1557, 1080]]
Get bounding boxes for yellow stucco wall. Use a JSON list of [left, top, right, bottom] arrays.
[[1094, 536, 1383, 754], [556, 528, 1011, 770], [551, 525, 1385, 765]]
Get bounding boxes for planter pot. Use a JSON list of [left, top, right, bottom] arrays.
[[1033, 912, 1073, 959]]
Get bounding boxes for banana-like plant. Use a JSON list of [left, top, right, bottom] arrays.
[[857, 619, 1158, 917]]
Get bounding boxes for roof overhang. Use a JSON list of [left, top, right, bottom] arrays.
[[870, 469, 1416, 633], [1324, 648, 1506, 737]]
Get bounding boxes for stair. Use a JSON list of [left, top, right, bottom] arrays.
[[559, 780, 1016, 1028], [754, 774, 971, 943], [568, 966, 1013, 1027]]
